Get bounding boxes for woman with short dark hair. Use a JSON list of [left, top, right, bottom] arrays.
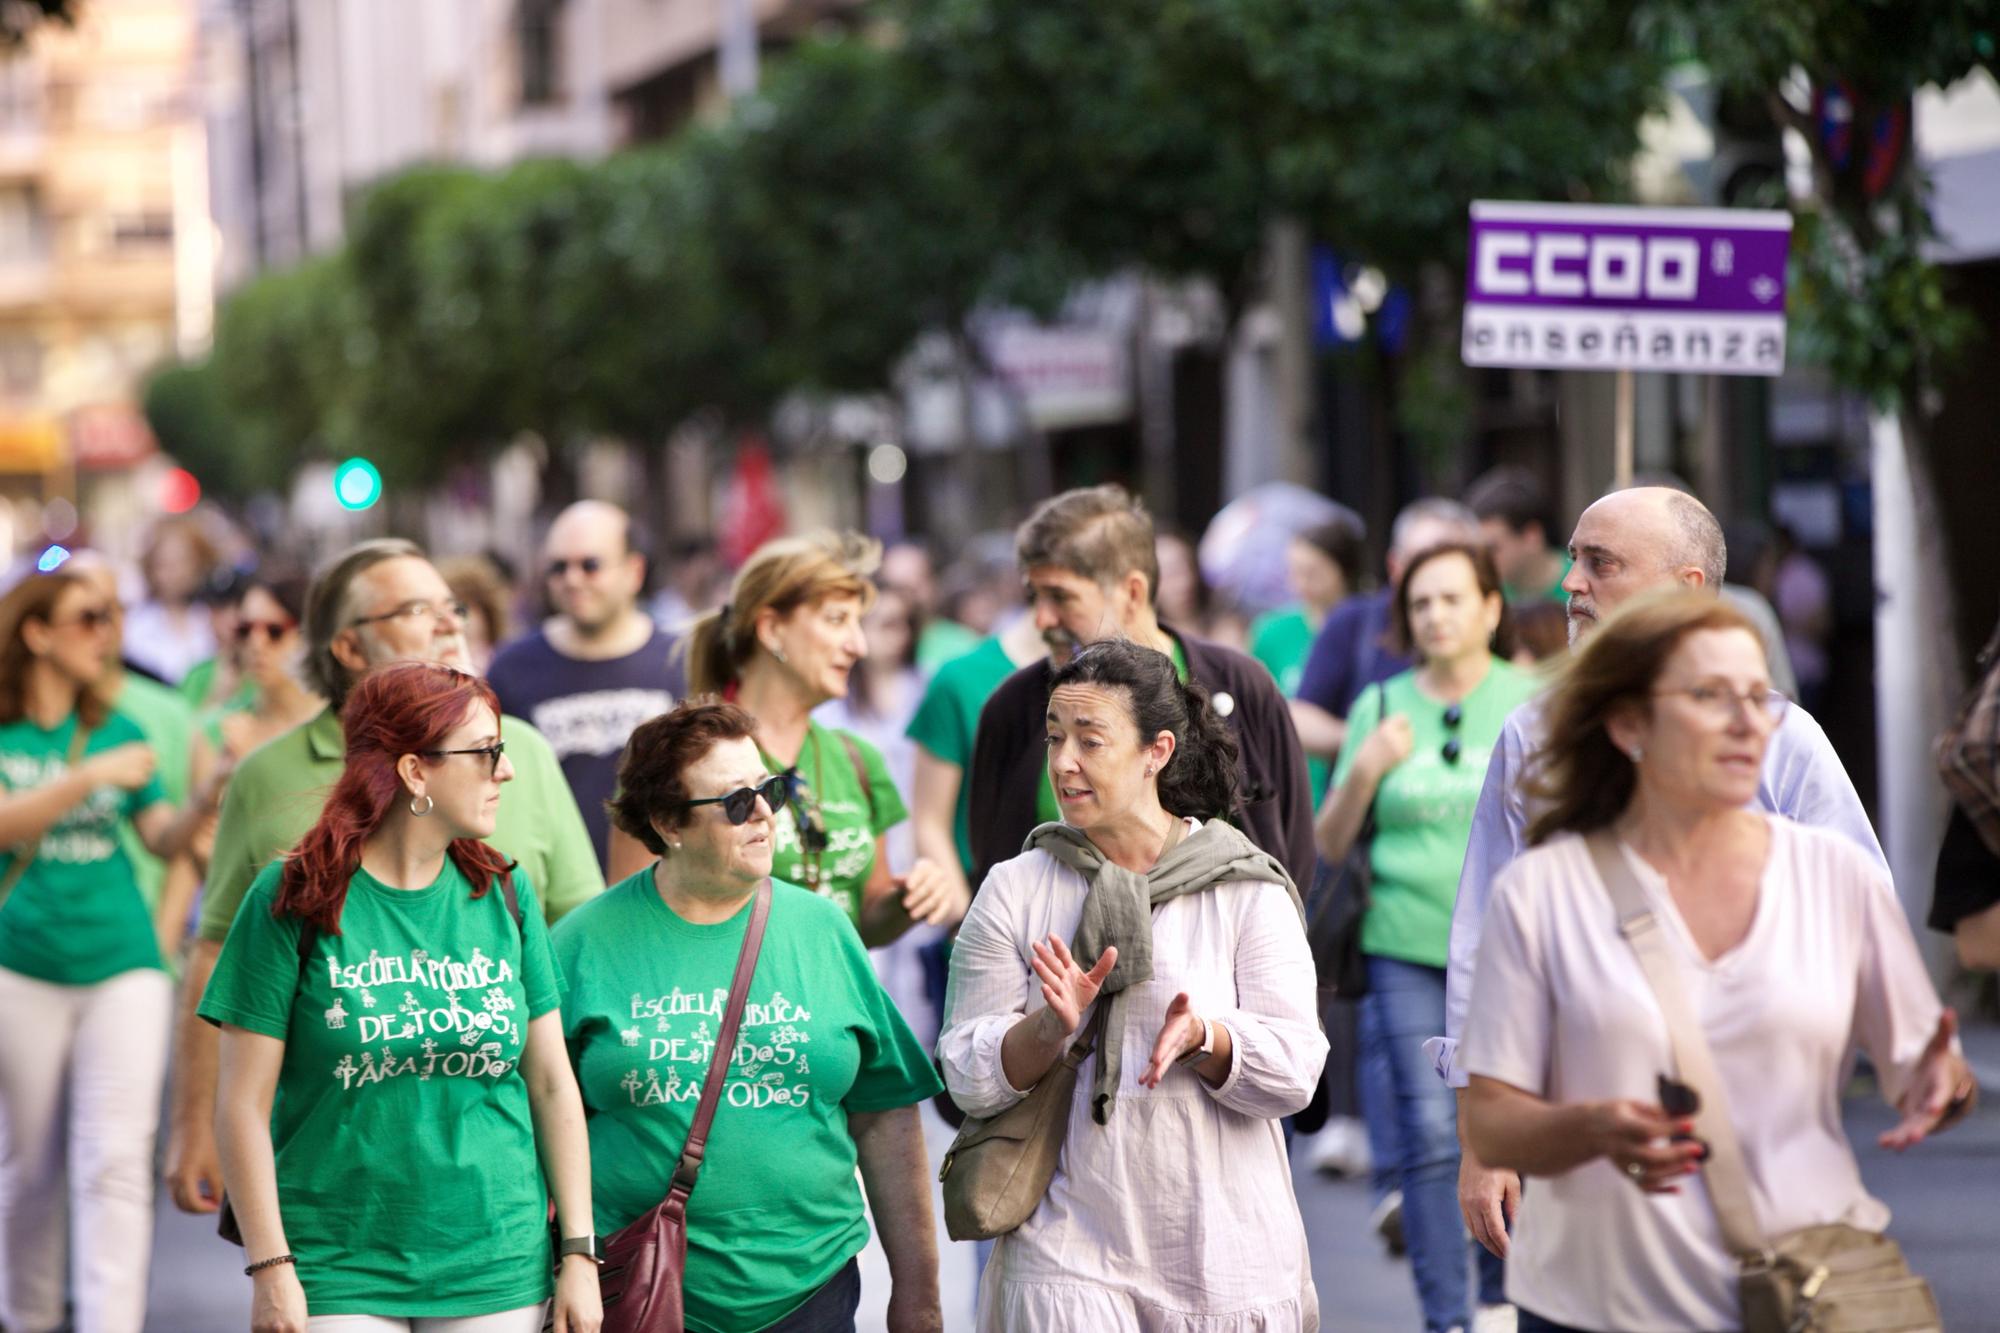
[[940, 639, 1326, 1330], [556, 698, 945, 1332], [1462, 593, 1974, 1333]]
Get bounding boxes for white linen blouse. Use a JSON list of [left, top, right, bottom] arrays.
[[938, 827, 1328, 1333], [1462, 817, 1946, 1333]]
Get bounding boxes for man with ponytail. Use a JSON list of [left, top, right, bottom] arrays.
[[967, 485, 1314, 893], [201, 662, 600, 1330], [167, 539, 603, 1221]]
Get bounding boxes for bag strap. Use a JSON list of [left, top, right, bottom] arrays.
[[836, 730, 873, 811], [1583, 831, 1769, 1260], [0, 721, 92, 912], [669, 877, 773, 1204]]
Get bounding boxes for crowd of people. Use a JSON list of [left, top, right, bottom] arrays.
[[0, 466, 1982, 1333]]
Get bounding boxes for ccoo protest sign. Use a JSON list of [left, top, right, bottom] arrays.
[[1462, 202, 1792, 377]]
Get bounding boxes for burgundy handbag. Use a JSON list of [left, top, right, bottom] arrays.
[[596, 878, 770, 1333]]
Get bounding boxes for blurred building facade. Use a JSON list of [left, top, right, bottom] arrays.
[[0, 0, 209, 552]]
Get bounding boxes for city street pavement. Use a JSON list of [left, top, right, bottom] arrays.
[[145, 1024, 2000, 1332]]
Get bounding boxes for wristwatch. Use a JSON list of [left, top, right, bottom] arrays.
[[1175, 1016, 1216, 1068], [558, 1235, 604, 1266]]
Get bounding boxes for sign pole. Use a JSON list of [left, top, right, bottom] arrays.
[[1614, 367, 1635, 490]]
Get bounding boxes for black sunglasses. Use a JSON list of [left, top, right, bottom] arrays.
[[420, 741, 506, 777], [676, 774, 792, 825], [1441, 703, 1464, 765], [233, 619, 295, 644], [546, 556, 604, 579]]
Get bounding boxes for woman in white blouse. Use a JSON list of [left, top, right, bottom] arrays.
[[1462, 593, 1976, 1333], [939, 639, 1327, 1332]]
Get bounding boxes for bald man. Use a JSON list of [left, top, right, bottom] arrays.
[[487, 501, 683, 874], [1433, 487, 1888, 1262]]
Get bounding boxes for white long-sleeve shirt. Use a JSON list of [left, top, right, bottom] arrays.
[[938, 829, 1328, 1332], [1461, 820, 1941, 1331], [1432, 696, 1886, 1087]]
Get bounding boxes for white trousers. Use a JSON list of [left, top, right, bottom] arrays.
[[307, 1304, 548, 1332], [0, 964, 172, 1333]]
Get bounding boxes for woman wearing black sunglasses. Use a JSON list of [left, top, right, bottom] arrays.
[[1311, 541, 1534, 1333], [552, 699, 945, 1333]]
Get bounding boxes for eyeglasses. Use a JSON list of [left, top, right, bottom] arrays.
[[1441, 703, 1463, 765], [1653, 683, 1789, 727], [419, 741, 506, 777], [234, 619, 296, 644], [546, 556, 604, 579], [53, 606, 115, 633], [674, 774, 793, 826], [348, 598, 468, 632]]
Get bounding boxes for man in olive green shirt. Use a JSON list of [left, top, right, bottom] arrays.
[[165, 539, 604, 1217]]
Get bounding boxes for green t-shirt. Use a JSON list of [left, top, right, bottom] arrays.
[[112, 674, 193, 911], [0, 711, 167, 984], [197, 707, 602, 943], [762, 720, 906, 925], [1249, 605, 1331, 802], [1330, 660, 1542, 968], [914, 618, 982, 674], [551, 873, 943, 1333], [1035, 637, 1190, 827], [904, 636, 1018, 874], [178, 655, 219, 709], [198, 860, 563, 1317]]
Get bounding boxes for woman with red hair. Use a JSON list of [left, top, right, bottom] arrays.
[[201, 662, 601, 1333]]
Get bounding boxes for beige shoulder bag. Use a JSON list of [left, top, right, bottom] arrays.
[[1584, 832, 1941, 1333]]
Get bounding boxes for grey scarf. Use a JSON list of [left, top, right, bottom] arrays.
[[1025, 817, 1302, 1122]]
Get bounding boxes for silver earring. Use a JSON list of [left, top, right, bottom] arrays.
[[410, 794, 433, 817], [1628, 747, 1644, 764], [772, 645, 788, 665], [1144, 766, 1155, 779]]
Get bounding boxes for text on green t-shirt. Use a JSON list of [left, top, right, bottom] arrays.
[[551, 873, 942, 1333], [197, 859, 564, 1317]]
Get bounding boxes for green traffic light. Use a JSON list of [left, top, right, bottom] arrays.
[[333, 458, 382, 511]]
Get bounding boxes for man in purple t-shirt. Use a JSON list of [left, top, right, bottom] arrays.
[[487, 501, 681, 875]]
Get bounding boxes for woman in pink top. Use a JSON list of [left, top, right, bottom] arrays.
[[1461, 593, 1976, 1332]]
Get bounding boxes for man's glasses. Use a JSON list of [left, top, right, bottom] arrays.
[[1653, 682, 1789, 727], [674, 774, 793, 825], [420, 741, 506, 777], [348, 598, 468, 632], [546, 557, 604, 579], [1441, 703, 1463, 765], [234, 619, 295, 644]]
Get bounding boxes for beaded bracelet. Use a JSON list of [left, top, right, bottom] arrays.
[[245, 1253, 296, 1277]]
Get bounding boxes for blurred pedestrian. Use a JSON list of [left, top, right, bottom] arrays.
[[558, 701, 945, 1332], [1465, 465, 1569, 609], [124, 515, 222, 686], [177, 563, 252, 713], [0, 570, 221, 1333], [201, 570, 323, 766], [1314, 543, 1536, 1333], [1462, 593, 1974, 1333], [488, 502, 682, 878], [437, 553, 515, 676], [1249, 510, 1368, 803], [1766, 524, 1832, 713], [164, 539, 603, 1222], [967, 485, 1314, 895], [202, 663, 601, 1333], [681, 530, 963, 945], [1932, 612, 2000, 971], [882, 539, 980, 672], [1507, 601, 1569, 666], [1289, 499, 1483, 773], [649, 536, 725, 634], [1437, 488, 1886, 1298], [941, 639, 1326, 1330]]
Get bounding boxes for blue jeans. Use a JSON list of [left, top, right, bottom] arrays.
[[1359, 954, 1470, 1333]]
